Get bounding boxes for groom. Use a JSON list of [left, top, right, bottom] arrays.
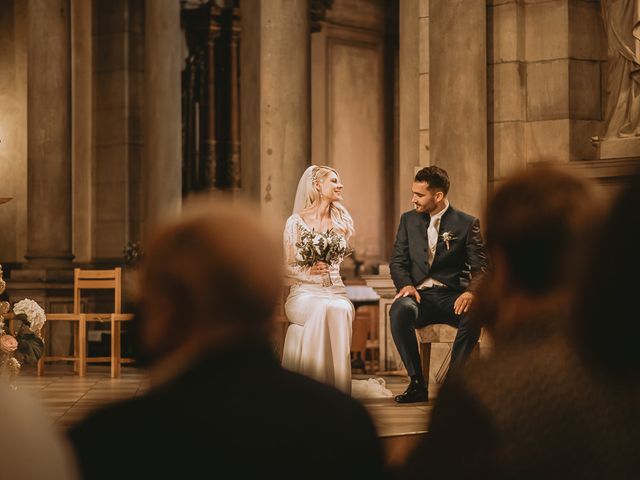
[[390, 166, 488, 403]]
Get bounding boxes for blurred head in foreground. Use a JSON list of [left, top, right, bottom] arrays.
[[135, 196, 282, 372], [475, 165, 596, 338], [573, 175, 640, 378]]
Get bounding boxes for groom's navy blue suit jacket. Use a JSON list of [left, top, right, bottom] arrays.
[[390, 205, 488, 293]]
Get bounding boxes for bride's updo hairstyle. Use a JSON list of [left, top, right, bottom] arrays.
[[305, 166, 355, 239]]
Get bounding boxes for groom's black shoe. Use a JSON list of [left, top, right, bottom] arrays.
[[394, 378, 428, 404]]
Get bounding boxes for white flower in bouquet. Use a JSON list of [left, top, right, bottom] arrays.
[[338, 236, 347, 252], [312, 235, 328, 257], [12, 299, 46, 332]]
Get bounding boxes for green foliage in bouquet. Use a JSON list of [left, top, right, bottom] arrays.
[[2, 299, 47, 365], [294, 227, 351, 268], [6, 314, 45, 365]]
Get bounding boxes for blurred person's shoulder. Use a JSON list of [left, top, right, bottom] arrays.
[[0, 387, 79, 480], [275, 366, 377, 421], [440, 333, 588, 435]]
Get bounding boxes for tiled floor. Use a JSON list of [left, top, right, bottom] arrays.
[[14, 366, 433, 438], [14, 365, 149, 430]]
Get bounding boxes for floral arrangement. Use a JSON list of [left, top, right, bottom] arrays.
[[0, 267, 46, 386], [123, 241, 144, 267], [295, 226, 350, 287], [1, 299, 46, 363]]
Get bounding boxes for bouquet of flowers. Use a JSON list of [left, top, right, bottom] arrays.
[[295, 226, 350, 287], [0, 267, 46, 387]]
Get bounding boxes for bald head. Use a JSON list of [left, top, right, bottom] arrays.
[[137, 197, 282, 364]]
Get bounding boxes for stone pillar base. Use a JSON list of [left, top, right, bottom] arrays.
[[9, 268, 74, 284]]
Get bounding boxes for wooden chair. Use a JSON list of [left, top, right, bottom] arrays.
[[364, 304, 380, 373], [37, 312, 87, 376], [39, 267, 135, 378], [351, 305, 379, 374], [416, 324, 482, 396], [272, 286, 291, 360]]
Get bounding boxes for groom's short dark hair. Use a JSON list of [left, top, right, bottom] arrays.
[[415, 166, 450, 195]]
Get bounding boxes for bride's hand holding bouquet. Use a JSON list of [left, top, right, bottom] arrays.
[[295, 228, 350, 287]]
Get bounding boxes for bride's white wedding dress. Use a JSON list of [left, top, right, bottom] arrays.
[[281, 214, 393, 399]]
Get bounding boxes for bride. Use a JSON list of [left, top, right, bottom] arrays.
[[281, 165, 392, 399]]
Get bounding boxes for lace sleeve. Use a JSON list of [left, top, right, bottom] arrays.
[[283, 215, 311, 284]]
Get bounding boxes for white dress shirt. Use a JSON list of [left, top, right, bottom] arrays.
[[417, 200, 449, 289]]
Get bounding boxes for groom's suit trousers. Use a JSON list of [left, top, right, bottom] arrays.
[[389, 286, 481, 378]]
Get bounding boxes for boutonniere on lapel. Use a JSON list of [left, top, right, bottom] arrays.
[[441, 231, 456, 250]]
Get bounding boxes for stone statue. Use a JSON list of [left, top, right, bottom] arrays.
[[601, 0, 640, 139]]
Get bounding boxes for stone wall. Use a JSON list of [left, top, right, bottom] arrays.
[[93, 0, 145, 260], [488, 0, 607, 188], [311, 0, 392, 268]]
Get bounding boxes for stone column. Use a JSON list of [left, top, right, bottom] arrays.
[[430, 0, 487, 218], [71, 0, 92, 263], [241, 0, 311, 225], [9, 0, 75, 357], [25, 0, 73, 268], [144, 0, 182, 235], [398, 0, 420, 221]]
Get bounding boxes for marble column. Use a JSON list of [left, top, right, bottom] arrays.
[[144, 0, 182, 235], [25, 0, 73, 268], [241, 0, 311, 225], [430, 0, 487, 218]]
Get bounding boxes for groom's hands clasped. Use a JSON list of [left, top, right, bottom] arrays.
[[394, 285, 421, 303]]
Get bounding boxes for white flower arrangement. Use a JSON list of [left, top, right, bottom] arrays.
[[0, 267, 46, 384], [295, 225, 352, 287], [12, 299, 46, 333]]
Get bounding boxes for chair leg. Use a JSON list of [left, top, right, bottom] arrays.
[[420, 342, 432, 397], [111, 318, 121, 379], [73, 322, 79, 374], [78, 317, 87, 377], [37, 327, 46, 376]]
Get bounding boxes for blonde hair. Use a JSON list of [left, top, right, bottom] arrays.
[[303, 166, 355, 239]]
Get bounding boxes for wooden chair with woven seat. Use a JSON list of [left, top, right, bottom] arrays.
[[38, 267, 135, 378]]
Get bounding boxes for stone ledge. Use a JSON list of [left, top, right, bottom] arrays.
[[565, 157, 640, 180], [597, 137, 640, 161]]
